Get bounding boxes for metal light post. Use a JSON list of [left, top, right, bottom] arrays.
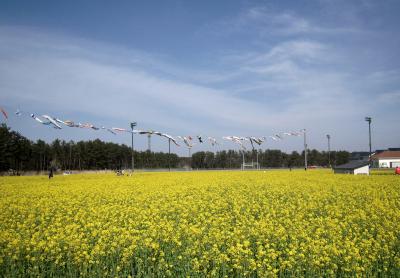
[[69, 143, 72, 171], [168, 138, 171, 172], [147, 133, 151, 152], [326, 134, 331, 168], [242, 149, 245, 170], [303, 129, 307, 171], [130, 122, 137, 173], [256, 149, 259, 170], [365, 117, 372, 164]]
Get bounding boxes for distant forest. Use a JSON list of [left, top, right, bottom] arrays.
[[0, 124, 179, 172], [0, 124, 350, 172], [191, 149, 350, 169]]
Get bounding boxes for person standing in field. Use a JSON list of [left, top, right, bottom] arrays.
[[48, 160, 58, 179], [49, 166, 54, 179]]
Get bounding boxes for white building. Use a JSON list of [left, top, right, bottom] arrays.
[[334, 161, 370, 175], [372, 151, 400, 168]]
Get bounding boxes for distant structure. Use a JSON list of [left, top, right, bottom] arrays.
[[334, 161, 370, 175], [242, 162, 260, 170], [350, 152, 370, 161], [371, 149, 400, 168]]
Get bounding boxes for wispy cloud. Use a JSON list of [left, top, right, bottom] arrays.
[[244, 8, 321, 35], [0, 27, 281, 133], [200, 6, 364, 40]]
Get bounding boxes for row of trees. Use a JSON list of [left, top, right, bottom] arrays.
[[0, 124, 179, 172], [191, 149, 350, 169], [1, 124, 350, 172]]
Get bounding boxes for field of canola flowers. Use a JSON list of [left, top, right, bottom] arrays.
[[0, 170, 399, 277]]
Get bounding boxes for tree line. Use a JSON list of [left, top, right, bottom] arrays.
[[191, 149, 350, 169], [0, 124, 179, 172], [1, 124, 350, 173]]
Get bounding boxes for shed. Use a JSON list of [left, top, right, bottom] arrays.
[[334, 161, 370, 175]]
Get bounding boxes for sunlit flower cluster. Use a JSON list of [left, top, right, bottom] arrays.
[[1, 170, 399, 276]]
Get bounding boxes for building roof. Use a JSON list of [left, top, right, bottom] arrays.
[[371, 151, 400, 159], [334, 160, 370, 170]]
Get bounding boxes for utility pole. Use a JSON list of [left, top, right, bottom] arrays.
[[256, 149, 259, 170], [130, 122, 137, 174], [188, 147, 192, 170], [365, 117, 372, 165], [242, 149, 245, 170], [326, 134, 331, 168], [303, 129, 307, 171], [168, 138, 171, 172], [69, 143, 72, 171]]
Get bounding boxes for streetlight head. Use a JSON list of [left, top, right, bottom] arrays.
[[130, 122, 137, 129], [326, 134, 330, 139], [365, 117, 371, 123]]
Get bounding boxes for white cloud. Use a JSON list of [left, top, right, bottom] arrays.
[[202, 6, 365, 39], [244, 8, 317, 34], [0, 27, 281, 134]]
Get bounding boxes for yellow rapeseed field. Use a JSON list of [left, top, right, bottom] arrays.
[[0, 170, 399, 277]]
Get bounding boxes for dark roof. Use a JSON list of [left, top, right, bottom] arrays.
[[334, 160, 370, 170]]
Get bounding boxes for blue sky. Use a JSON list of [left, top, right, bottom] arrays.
[[0, 0, 399, 155]]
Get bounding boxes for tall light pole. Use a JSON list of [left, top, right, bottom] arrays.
[[147, 133, 151, 152], [326, 134, 331, 168], [303, 129, 307, 171], [365, 117, 372, 164], [256, 149, 259, 170], [168, 138, 171, 172], [241, 149, 245, 170], [188, 147, 192, 170], [130, 122, 137, 173]]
